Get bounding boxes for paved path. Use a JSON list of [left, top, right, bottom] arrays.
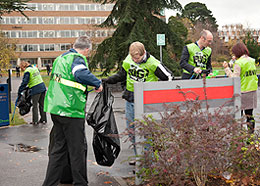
[[0, 76, 134, 186]]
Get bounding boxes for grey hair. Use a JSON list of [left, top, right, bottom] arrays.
[[73, 36, 92, 50]]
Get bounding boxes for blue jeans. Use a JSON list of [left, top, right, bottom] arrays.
[[125, 101, 137, 155]]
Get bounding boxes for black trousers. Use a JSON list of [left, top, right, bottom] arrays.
[[31, 91, 47, 123], [42, 114, 88, 186], [241, 109, 255, 134]]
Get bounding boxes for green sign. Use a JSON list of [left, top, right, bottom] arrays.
[[157, 34, 165, 46]]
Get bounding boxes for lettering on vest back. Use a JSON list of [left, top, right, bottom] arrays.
[[244, 70, 256, 77]]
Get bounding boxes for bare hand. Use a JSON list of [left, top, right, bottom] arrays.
[[223, 61, 228, 68], [193, 67, 202, 74], [95, 84, 103, 92]]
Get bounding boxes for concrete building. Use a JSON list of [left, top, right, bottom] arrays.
[[0, 0, 115, 69], [218, 24, 260, 43]]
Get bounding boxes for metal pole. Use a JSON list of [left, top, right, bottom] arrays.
[[160, 45, 162, 63]]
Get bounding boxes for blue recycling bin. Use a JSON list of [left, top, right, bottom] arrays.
[[0, 84, 10, 127]]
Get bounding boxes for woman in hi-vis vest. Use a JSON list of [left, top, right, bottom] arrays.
[[223, 42, 258, 133]]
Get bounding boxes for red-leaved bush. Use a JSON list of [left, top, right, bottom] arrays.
[[129, 78, 260, 186]]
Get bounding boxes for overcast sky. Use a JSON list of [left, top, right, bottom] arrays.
[[165, 0, 260, 30]]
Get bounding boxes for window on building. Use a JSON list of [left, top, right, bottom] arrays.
[[69, 4, 75, 11], [96, 17, 101, 24], [39, 31, 43, 38], [42, 59, 55, 67], [91, 17, 95, 24], [37, 3, 43, 11], [78, 18, 85, 24], [17, 18, 22, 24], [80, 30, 87, 36], [71, 30, 77, 37], [101, 18, 106, 23], [16, 45, 22, 52], [96, 4, 101, 11], [0, 18, 6, 24], [10, 17, 15, 24], [70, 17, 75, 24], [85, 4, 90, 11], [45, 44, 50, 51], [28, 44, 38, 51], [96, 30, 100, 37], [90, 4, 95, 11], [3, 31, 9, 37], [49, 44, 54, 51], [43, 17, 48, 24], [49, 31, 55, 37], [27, 3, 36, 9], [107, 4, 114, 11], [38, 17, 43, 24], [77, 4, 84, 11], [23, 45, 28, 51], [60, 30, 71, 37], [10, 31, 16, 38], [100, 4, 106, 11], [39, 44, 44, 51], [59, 4, 69, 11], [60, 17, 70, 24], [85, 18, 90, 24], [30, 17, 37, 24], [54, 44, 60, 51]]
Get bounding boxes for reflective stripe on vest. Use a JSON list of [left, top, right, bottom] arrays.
[[52, 74, 86, 92]]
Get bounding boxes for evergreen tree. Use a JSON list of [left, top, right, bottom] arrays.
[[0, 0, 33, 18], [90, 0, 184, 76], [243, 32, 260, 61], [180, 2, 218, 31]]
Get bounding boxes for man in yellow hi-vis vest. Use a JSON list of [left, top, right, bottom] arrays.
[[180, 29, 213, 79]]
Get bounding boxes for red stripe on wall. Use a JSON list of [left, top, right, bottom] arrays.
[[143, 86, 234, 104]]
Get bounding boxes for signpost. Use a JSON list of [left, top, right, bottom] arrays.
[[156, 34, 165, 63]]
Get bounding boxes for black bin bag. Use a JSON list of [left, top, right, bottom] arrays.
[[86, 83, 120, 166], [17, 87, 32, 116]]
